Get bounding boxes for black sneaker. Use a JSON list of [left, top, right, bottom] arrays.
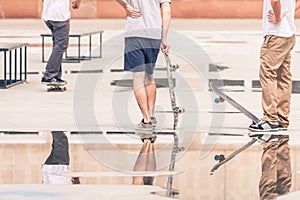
[[136, 119, 153, 131], [141, 134, 157, 143], [41, 77, 66, 85], [41, 77, 53, 84], [249, 120, 279, 132], [56, 78, 67, 85]]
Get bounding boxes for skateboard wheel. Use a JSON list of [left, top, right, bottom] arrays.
[[177, 107, 184, 113], [214, 98, 221, 104], [175, 107, 185, 114], [178, 147, 185, 152], [214, 154, 224, 161], [214, 155, 221, 161], [171, 64, 179, 71], [47, 88, 50, 92]]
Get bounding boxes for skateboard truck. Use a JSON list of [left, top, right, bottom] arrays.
[[47, 84, 67, 92], [174, 107, 185, 114], [214, 154, 225, 162], [214, 96, 225, 103], [171, 64, 179, 71]]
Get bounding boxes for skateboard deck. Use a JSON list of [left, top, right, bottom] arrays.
[[210, 82, 260, 123], [46, 82, 67, 92], [164, 54, 184, 130], [163, 54, 185, 197]]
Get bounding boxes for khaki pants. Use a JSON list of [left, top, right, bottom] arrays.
[[260, 35, 295, 127], [259, 136, 291, 200]]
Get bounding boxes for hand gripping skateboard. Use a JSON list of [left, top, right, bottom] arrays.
[[209, 82, 278, 175], [46, 82, 67, 92], [164, 54, 184, 130]]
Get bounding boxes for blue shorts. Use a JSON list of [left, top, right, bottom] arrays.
[[124, 37, 161, 74]]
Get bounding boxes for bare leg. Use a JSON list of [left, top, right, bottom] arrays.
[[133, 140, 151, 185], [133, 72, 150, 122], [144, 73, 156, 118], [144, 141, 156, 185]]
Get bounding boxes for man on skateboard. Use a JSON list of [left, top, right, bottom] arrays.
[[41, 0, 81, 85], [248, 1, 300, 199], [115, 0, 171, 131]]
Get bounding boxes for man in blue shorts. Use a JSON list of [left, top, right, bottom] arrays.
[[116, 0, 172, 130]]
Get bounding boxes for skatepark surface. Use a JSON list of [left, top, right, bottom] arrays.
[[1, 19, 300, 200]]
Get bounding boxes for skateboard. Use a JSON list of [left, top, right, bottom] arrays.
[[163, 54, 184, 197], [210, 82, 260, 124], [164, 54, 184, 130], [46, 82, 67, 92], [210, 82, 260, 175], [209, 82, 288, 175]]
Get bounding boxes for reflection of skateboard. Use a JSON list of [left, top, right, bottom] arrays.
[[209, 82, 288, 175], [210, 138, 258, 175], [167, 133, 184, 197], [210, 82, 260, 124], [210, 82, 261, 175], [164, 54, 184, 130], [46, 83, 67, 92]]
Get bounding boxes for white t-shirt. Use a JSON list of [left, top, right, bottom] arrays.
[[42, 0, 70, 21], [262, 0, 296, 37], [42, 164, 70, 184], [125, 0, 171, 39]]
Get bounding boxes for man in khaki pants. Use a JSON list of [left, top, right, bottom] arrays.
[[249, 0, 300, 199]]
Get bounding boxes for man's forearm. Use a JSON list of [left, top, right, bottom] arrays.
[[161, 3, 171, 42], [296, 0, 300, 11], [270, 0, 281, 21], [115, 0, 128, 9]]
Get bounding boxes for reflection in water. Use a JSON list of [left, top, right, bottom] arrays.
[[259, 135, 291, 200], [133, 136, 157, 185]]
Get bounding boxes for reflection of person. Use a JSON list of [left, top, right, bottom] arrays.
[[133, 137, 156, 185], [115, 0, 171, 130], [42, 131, 70, 184], [71, 177, 81, 184], [41, 0, 81, 85], [258, 135, 291, 199]]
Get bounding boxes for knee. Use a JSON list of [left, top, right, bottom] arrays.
[[54, 43, 68, 53], [144, 74, 154, 85]]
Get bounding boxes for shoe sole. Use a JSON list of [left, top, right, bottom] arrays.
[[135, 127, 153, 131], [277, 128, 288, 131], [248, 128, 278, 132], [42, 82, 66, 86]]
